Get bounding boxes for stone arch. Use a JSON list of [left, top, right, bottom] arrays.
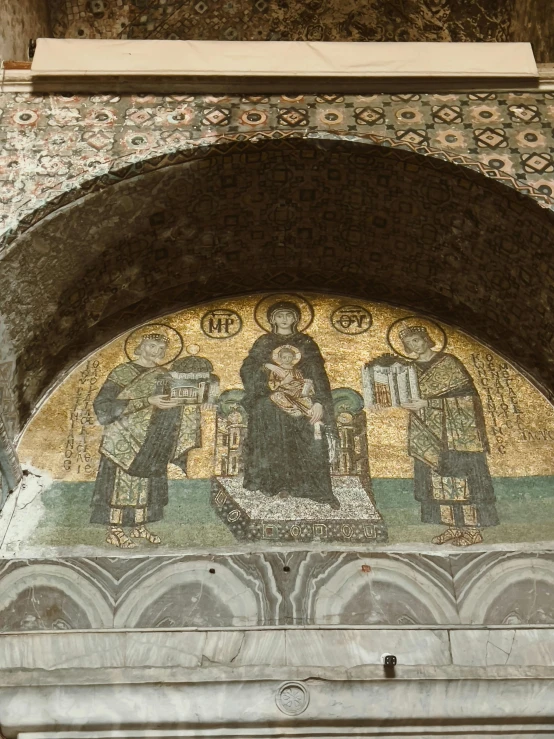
[[305, 556, 459, 625], [0, 564, 113, 629], [2, 130, 551, 251], [114, 560, 261, 627], [2, 134, 554, 435]]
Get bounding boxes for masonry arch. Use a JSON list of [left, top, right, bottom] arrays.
[[3, 130, 551, 252], [2, 134, 554, 433]]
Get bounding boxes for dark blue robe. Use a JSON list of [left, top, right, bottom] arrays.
[[240, 331, 337, 504]]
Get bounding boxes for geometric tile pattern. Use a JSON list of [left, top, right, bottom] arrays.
[[1, 550, 553, 630], [2, 90, 554, 242]]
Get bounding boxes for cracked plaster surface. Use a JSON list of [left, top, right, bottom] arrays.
[[46, 0, 554, 63]]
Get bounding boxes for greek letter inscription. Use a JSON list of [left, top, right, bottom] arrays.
[[64, 360, 99, 475], [471, 353, 524, 453], [331, 305, 372, 335], [201, 309, 242, 339]]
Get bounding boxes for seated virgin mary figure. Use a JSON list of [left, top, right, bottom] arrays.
[[240, 300, 340, 509]]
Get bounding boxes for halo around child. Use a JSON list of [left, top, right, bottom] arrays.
[[386, 316, 447, 360], [124, 323, 184, 365], [271, 344, 302, 366]]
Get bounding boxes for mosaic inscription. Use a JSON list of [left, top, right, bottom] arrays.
[[17, 293, 554, 552]]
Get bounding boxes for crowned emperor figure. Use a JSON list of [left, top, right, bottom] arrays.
[[399, 325, 499, 546], [90, 332, 186, 548]]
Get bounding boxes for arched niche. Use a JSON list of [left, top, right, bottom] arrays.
[[3, 131, 550, 251], [1, 135, 554, 436]]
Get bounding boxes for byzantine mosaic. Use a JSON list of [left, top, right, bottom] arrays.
[[4, 136, 554, 452], [2, 90, 554, 241], [14, 293, 554, 553]]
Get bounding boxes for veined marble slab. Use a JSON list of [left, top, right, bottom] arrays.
[[3, 627, 554, 671], [3, 658, 554, 739]]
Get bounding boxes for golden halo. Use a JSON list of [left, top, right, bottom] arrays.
[[272, 344, 302, 366], [254, 293, 314, 333], [124, 323, 184, 365], [387, 316, 447, 360]]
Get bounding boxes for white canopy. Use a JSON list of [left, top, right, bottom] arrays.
[[32, 39, 537, 79]]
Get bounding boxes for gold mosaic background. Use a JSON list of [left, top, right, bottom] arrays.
[[18, 293, 554, 480]]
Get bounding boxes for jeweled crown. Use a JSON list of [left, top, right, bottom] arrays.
[[399, 325, 428, 340], [142, 332, 170, 344]]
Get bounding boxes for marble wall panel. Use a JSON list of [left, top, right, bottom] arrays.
[[3, 670, 554, 739], [0, 627, 455, 670], [0, 559, 114, 629], [0, 551, 553, 630], [112, 556, 278, 628], [451, 551, 554, 624], [287, 552, 458, 625], [4, 625, 554, 671], [451, 627, 554, 666], [285, 628, 451, 666]]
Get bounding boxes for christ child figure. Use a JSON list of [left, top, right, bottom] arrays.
[[264, 345, 322, 439]]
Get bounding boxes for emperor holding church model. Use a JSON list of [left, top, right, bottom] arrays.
[[364, 316, 499, 547]]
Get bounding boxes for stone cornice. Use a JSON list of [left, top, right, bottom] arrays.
[[3, 628, 554, 736], [2, 62, 554, 94], [2, 657, 554, 738]]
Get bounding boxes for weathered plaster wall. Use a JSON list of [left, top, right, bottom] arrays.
[[47, 0, 554, 63], [0, 0, 50, 62]]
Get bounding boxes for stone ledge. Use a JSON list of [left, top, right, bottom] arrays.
[[3, 669, 554, 738], [17, 728, 554, 739], [3, 63, 554, 94], [2, 628, 554, 672]]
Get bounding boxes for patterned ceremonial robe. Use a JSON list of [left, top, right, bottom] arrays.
[[90, 361, 200, 526], [408, 352, 499, 529]]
